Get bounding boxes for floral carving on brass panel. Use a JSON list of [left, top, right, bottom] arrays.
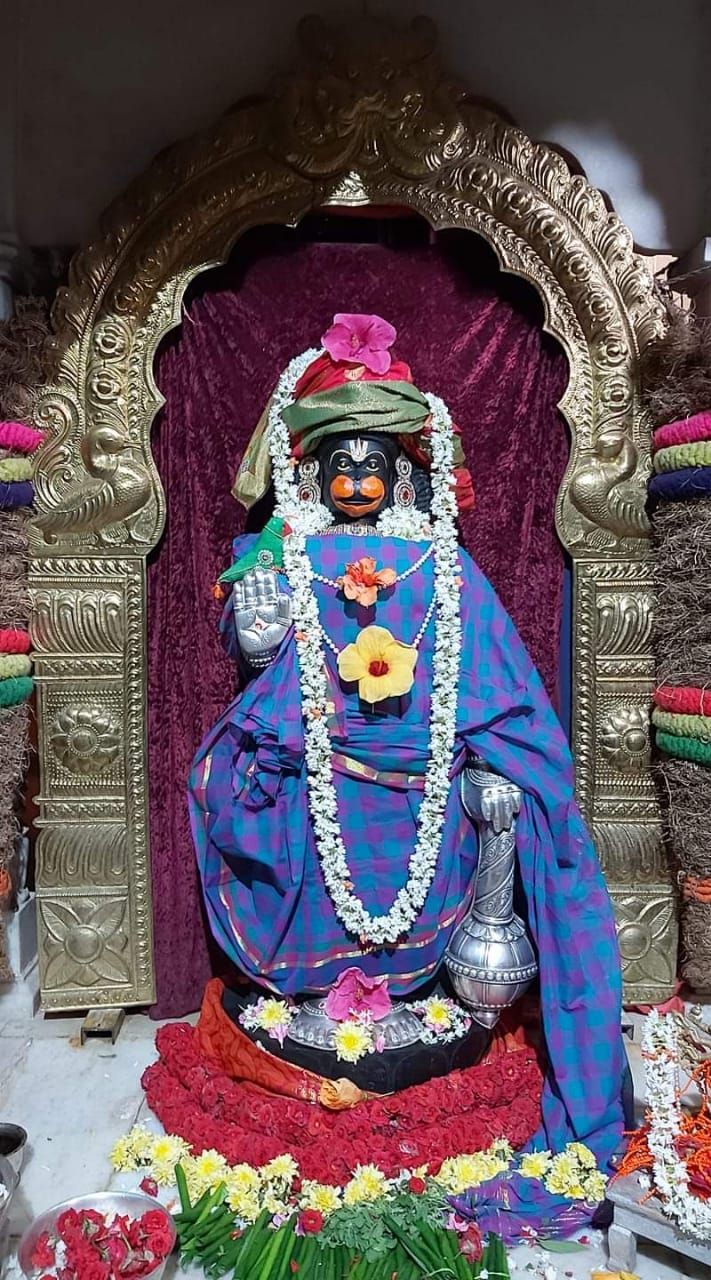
[[612, 890, 678, 999], [599, 706, 651, 772], [27, 15, 676, 1009], [39, 896, 131, 991], [49, 704, 122, 776]]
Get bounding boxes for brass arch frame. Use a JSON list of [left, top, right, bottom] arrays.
[[29, 16, 676, 1010]]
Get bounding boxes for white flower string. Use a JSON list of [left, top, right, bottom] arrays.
[[266, 351, 462, 946], [642, 1010, 711, 1240]]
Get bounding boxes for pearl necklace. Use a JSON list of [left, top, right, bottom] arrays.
[[319, 591, 437, 659], [312, 543, 434, 591]]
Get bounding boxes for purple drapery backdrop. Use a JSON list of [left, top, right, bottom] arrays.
[[148, 227, 569, 1017]]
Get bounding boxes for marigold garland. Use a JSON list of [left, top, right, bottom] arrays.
[[112, 1123, 605, 1225]]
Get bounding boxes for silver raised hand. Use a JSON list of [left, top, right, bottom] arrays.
[[461, 762, 522, 833], [233, 568, 292, 669]]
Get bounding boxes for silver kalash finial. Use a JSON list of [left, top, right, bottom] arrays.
[[444, 760, 538, 1028]]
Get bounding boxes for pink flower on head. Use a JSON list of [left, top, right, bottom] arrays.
[[324, 966, 392, 1022], [321, 314, 396, 375]]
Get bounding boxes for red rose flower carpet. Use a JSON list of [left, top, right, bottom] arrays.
[[142, 980, 543, 1183]]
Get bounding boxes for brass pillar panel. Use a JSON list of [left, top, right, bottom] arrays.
[[31, 557, 154, 1009], [610, 886, 678, 1003], [28, 16, 674, 1009], [577, 559, 677, 1002]]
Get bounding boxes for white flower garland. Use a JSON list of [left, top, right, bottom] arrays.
[[266, 351, 462, 946], [642, 1010, 711, 1240]]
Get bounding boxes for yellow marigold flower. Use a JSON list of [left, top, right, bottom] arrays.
[[151, 1158, 179, 1188], [337, 625, 417, 704], [582, 1170, 608, 1203], [519, 1150, 552, 1180], [299, 1182, 342, 1216], [194, 1149, 228, 1181], [126, 1125, 156, 1163], [566, 1142, 597, 1170], [151, 1135, 190, 1167], [333, 1021, 373, 1063], [109, 1136, 137, 1173], [490, 1138, 514, 1162], [261, 1189, 289, 1215], [435, 1149, 509, 1195], [227, 1164, 261, 1192], [343, 1165, 390, 1205], [262, 1154, 299, 1183], [226, 1187, 260, 1221], [544, 1167, 572, 1197]]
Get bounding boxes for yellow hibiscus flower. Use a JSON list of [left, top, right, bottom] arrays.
[[337, 626, 417, 704]]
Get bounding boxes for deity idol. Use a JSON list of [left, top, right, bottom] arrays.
[[189, 314, 625, 1168]]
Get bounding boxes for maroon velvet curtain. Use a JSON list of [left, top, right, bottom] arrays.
[[148, 226, 569, 1017]]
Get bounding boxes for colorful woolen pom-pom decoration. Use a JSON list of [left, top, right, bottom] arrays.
[[645, 319, 711, 990], [0, 298, 52, 984], [0, 412, 43, 981]]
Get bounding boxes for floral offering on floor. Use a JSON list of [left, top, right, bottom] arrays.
[[26, 1205, 173, 1280], [615, 1008, 711, 1241]]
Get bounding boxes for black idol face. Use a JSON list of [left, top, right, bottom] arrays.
[[317, 432, 398, 524]]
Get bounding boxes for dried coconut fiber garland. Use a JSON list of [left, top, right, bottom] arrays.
[[643, 305, 711, 991], [0, 297, 51, 982]]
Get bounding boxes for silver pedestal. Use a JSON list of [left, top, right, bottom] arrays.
[[287, 998, 423, 1051], [444, 761, 538, 1029]]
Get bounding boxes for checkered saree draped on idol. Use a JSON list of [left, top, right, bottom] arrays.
[[188, 315, 626, 1180]]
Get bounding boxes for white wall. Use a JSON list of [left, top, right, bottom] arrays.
[[2, 0, 709, 253]]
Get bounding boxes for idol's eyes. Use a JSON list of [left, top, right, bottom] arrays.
[[331, 453, 384, 472]]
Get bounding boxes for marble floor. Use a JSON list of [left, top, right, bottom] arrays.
[[1, 1006, 709, 1280]]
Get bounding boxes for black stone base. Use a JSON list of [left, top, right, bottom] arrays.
[[222, 987, 491, 1094]]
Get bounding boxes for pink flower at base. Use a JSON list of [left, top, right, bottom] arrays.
[[321, 314, 396, 375], [324, 967, 392, 1022]]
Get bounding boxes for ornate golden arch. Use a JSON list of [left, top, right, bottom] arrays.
[[29, 15, 675, 1010]]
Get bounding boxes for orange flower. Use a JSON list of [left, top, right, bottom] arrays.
[[337, 557, 397, 608]]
